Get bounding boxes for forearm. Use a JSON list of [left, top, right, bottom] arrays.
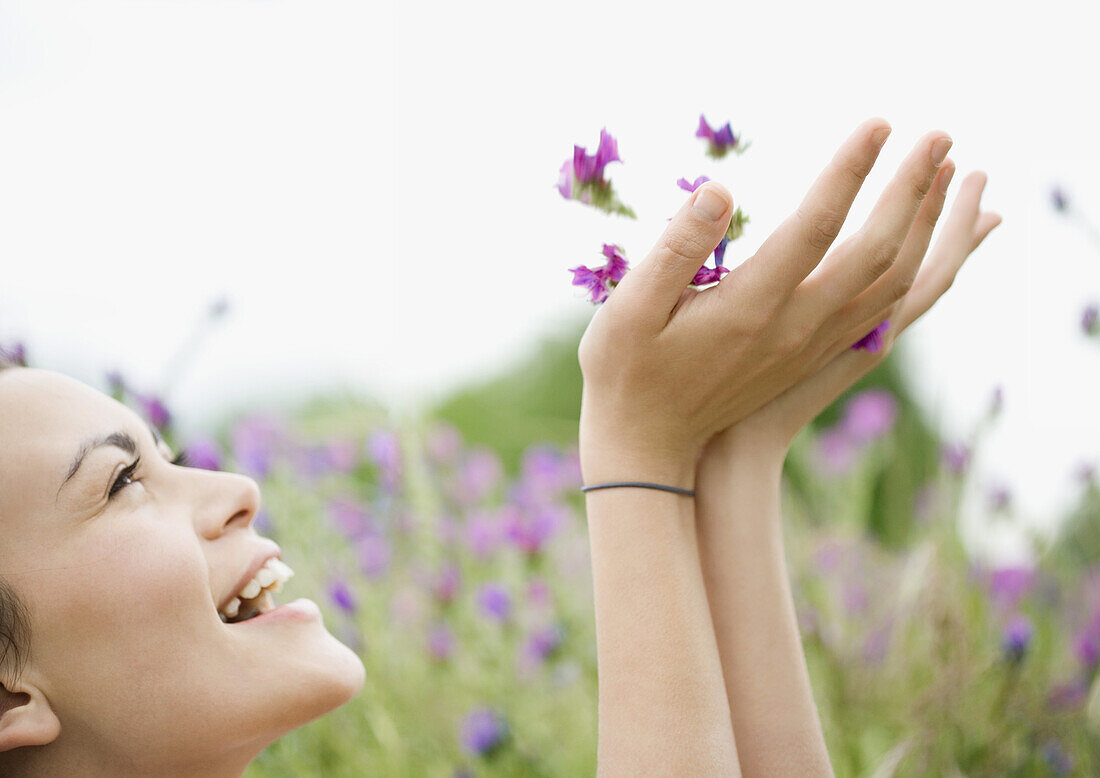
[[582, 445, 740, 777], [694, 433, 832, 777]]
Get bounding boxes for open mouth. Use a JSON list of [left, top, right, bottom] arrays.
[[218, 557, 295, 624]]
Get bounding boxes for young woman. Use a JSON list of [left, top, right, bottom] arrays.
[[0, 118, 997, 775]]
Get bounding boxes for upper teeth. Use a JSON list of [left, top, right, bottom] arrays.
[[220, 558, 295, 620]]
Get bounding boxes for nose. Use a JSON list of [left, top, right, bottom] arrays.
[[194, 470, 262, 540]]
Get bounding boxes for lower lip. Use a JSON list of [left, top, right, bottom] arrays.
[[240, 598, 322, 625]]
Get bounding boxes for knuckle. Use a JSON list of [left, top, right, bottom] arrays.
[[909, 172, 932, 202], [864, 238, 902, 282], [660, 228, 709, 266], [802, 208, 845, 252], [843, 158, 870, 187]]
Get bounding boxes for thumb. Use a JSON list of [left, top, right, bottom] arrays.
[[613, 182, 732, 328]]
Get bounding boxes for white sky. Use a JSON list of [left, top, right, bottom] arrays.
[[1, 0, 1098, 561]]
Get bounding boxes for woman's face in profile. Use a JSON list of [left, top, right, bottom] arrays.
[[0, 368, 364, 770]]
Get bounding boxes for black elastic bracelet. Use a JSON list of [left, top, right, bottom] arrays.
[[580, 481, 696, 497]]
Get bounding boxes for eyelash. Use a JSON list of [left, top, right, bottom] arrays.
[[108, 451, 190, 499]]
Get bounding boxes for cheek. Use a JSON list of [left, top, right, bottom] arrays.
[[31, 518, 215, 690]]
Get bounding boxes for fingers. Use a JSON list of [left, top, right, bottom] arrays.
[[804, 130, 953, 315], [612, 182, 732, 329], [812, 159, 956, 337], [895, 171, 999, 331], [736, 117, 891, 302]]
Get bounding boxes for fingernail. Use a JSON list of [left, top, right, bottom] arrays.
[[872, 127, 891, 149], [692, 186, 728, 222], [940, 161, 955, 194], [931, 136, 953, 166]]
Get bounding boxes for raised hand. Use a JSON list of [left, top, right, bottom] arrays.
[[578, 118, 956, 489], [715, 165, 1000, 455]]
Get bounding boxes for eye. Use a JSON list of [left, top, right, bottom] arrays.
[[108, 457, 141, 499]]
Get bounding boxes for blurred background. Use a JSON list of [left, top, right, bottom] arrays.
[[1, 0, 1099, 775]]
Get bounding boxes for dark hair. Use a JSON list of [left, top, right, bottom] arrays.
[[0, 359, 31, 684]]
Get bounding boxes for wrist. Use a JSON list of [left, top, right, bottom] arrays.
[[701, 423, 788, 474], [579, 422, 699, 492]]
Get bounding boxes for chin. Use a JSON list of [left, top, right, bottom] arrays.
[[281, 626, 367, 729]]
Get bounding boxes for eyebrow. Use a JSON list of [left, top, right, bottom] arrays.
[[58, 423, 163, 495]]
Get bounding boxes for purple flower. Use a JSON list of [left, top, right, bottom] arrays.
[[841, 389, 897, 444], [355, 534, 392, 579], [676, 175, 710, 192], [1083, 304, 1099, 336], [851, 319, 890, 352], [713, 237, 730, 267], [815, 426, 857, 475], [569, 244, 631, 304], [690, 264, 730, 286], [526, 577, 551, 608], [427, 424, 463, 463], [695, 114, 744, 158], [183, 437, 222, 471], [987, 482, 1012, 513], [431, 561, 462, 604], [135, 394, 171, 430], [465, 510, 503, 558], [327, 497, 371, 538], [1001, 614, 1032, 662], [503, 505, 566, 557], [862, 627, 891, 664], [989, 384, 1004, 416], [1048, 680, 1088, 711], [941, 442, 971, 474], [1073, 629, 1100, 668], [525, 623, 566, 663], [601, 243, 629, 283], [231, 416, 285, 480], [459, 706, 509, 757], [1041, 741, 1074, 776], [987, 566, 1035, 610], [0, 342, 27, 366], [453, 449, 503, 505], [571, 127, 621, 184], [428, 621, 456, 661], [476, 582, 512, 623], [329, 579, 357, 614], [1051, 186, 1069, 213], [557, 128, 634, 217], [367, 429, 402, 491]]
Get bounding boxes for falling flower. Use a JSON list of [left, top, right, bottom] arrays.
[[459, 706, 510, 757], [1001, 614, 1032, 662], [676, 175, 710, 192], [556, 128, 635, 217], [851, 319, 890, 352], [569, 243, 631, 304], [695, 114, 747, 159]]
